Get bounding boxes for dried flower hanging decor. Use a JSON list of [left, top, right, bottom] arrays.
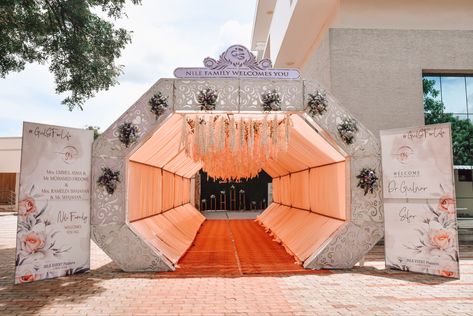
[[261, 89, 281, 111], [356, 168, 378, 195], [97, 167, 121, 195], [197, 88, 218, 111], [181, 114, 292, 181], [337, 118, 358, 144], [149, 92, 169, 118], [117, 122, 139, 147], [307, 90, 328, 116]]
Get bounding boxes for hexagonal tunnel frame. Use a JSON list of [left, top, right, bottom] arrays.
[[91, 78, 384, 272]]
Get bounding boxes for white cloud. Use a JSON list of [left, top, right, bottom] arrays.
[[0, 0, 256, 136]]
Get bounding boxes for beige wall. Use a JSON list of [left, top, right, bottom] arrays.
[[0, 137, 21, 173], [303, 28, 473, 136], [337, 0, 473, 30]]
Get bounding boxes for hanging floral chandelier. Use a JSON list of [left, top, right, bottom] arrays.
[[181, 114, 292, 181]]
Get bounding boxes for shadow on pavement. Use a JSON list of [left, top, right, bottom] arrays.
[[0, 248, 106, 315]]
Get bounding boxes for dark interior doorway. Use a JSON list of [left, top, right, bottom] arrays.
[[199, 170, 272, 210]]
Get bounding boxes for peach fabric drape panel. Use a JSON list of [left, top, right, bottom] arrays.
[[257, 203, 345, 262], [182, 178, 191, 204], [162, 170, 175, 211], [280, 175, 291, 206], [129, 203, 205, 265], [128, 162, 163, 222], [290, 170, 310, 210], [174, 175, 183, 207], [272, 177, 281, 203], [309, 162, 346, 220]]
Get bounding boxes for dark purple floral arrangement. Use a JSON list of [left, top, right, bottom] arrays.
[[97, 167, 121, 195], [307, 90, 328, 116], [337, 118, 358, 144], [197, 88, 218, 111], [356, 168, 378, 195], [261, 89, 281, 111], [118, 122, 139, 148], [149, 92, 169, 118]]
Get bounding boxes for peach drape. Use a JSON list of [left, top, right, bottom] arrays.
[[290, 170, 310, 210], [130, 203, 205, 264], [257, 203, 344, 262], [272, 177, 281, 203], [162, 170, 175, 211], [309, 162, 346, 220], [280, 175, 291, 206], [128, 162, 163, 221], [128, 162, 194, 222]]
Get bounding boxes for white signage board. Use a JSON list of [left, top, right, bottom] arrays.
[[380, 124, 460, 278], [174, 44, 301, 80], [15, 122, 93, 284]]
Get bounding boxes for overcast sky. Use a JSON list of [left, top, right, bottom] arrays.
[[0, 0, 256, 137]]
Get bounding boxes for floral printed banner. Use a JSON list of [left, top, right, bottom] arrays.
[[15, 122, 93, 284], [380, 123, 459, 278]]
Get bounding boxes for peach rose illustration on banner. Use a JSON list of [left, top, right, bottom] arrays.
[[18, 196, 37, 220], [426, 224, 455, 256], [403, 183, 459, 278], [438, 194, 455, 218], [20, 230, 46, 253], [15, 265, 40, 284]]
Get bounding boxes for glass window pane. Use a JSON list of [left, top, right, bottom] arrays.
[[466, 77, 473, 114], [423, 76, 441, 101], [441, 76, 467, 113]]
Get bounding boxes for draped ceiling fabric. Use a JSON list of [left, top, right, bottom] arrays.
[[126, 112, 348, 266]]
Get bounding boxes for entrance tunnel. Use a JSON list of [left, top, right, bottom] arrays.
[[126, 113, 347, 271], [90, 77, 383, 273]]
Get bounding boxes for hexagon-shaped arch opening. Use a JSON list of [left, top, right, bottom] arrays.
[[91, 78, 383, 272], [126, 112, 348, 268]]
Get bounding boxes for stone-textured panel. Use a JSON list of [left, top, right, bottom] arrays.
[[91, 156, 126, 225], [174, 79, 239, 111], [304, 221, 384, 269], [240, 80, 303, 111], [91, 224, 173, 272]]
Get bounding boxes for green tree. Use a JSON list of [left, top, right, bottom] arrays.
[[423, 78, 473, 165], [86, 125, 100, 140], [0, 0, 141, 110]]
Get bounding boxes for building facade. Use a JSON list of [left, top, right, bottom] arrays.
[[0, 137, 21, 210], [251, 0, 473, 219]]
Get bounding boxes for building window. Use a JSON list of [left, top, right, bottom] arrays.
[[424, 74, 473, 218], [423, 75, 472, 121]]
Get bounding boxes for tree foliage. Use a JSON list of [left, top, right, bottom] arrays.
[[86, 125, 100, 140], [423, 78, 473, 165], [0, 0, 141, 110]]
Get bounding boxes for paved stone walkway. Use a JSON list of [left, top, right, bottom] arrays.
[[1, 214, 472, 315]]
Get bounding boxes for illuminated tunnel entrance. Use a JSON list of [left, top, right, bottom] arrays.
[[90, 76, 383, 273]]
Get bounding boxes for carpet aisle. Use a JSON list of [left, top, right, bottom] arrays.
[[170, 219, 331, 276]]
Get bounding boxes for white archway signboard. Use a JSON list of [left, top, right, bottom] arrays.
[[90, 45, 385, 272]]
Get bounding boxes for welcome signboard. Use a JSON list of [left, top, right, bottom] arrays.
[[14, 122, 93, 284], [380, 123, 460, 278]]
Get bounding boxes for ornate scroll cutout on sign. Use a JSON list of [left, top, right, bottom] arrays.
[[174, 45, 301, 80]]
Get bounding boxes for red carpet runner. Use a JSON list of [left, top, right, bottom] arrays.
[[166, 219, 331, 277]]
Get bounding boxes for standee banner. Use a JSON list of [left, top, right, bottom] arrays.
[[380, 123, 460, 278], [15, 122, 93, 284]]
